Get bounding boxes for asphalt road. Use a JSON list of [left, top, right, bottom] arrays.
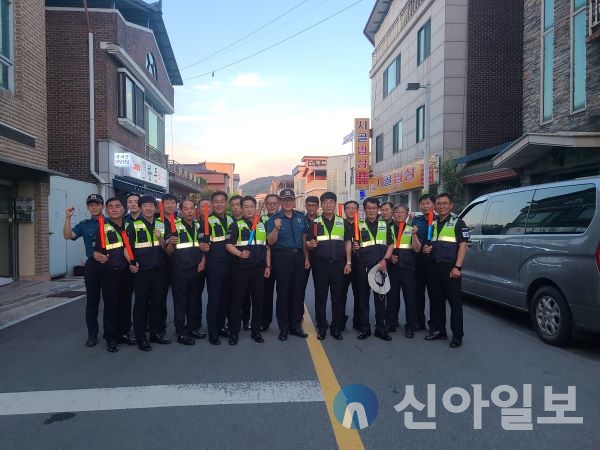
[[0, 276, 599, 449]]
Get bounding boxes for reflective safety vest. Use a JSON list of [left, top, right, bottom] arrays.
[[391, 222, 415, 269], [174, 218, 200, 249], [391, 223, 414, 250], [172, 218, 202, 269], [131, 218, 165, 270], [235, 219, 267, 246], [103, 221, 124, 250], [431, 214, 459, 263], [102, 221, 127, 269], [208, 215, 234, 243], [312, 215, 346, 261], [359, 219, 388, 247]]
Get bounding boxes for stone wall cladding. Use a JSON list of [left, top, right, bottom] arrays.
[[465, 0, 524, 153], [523, 0, 600, 132]]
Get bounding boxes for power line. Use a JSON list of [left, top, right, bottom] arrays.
[[180, 0, 310, 71], [183, 0, 365, 82]]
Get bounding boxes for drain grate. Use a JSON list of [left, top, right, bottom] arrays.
[[47, 290, 85, 298]]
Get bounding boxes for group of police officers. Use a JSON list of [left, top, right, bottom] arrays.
[[64, 188, 468, 353]]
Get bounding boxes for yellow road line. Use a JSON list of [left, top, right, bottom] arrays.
[[302, 306, 365, 450]]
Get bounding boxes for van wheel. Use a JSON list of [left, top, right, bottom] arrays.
[[530, 286, 572, 346]]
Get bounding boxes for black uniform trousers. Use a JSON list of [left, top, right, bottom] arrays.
[[342, 264, 360, 329], [230, 265, 264, 333], [192, 270, 206, 330], [414, 253, 430, 327], [84, 257, 103, 338], [386, 264, 417, 330], [120, 269, 134, 335], [100, 267, 130, 341], [133, 268, 165, 340], [159, 260, 172, 332], [206, 261, 231, 334], [171, 268, 200, 337], [427, 261, 464, 338], [241, 290, 251, 325], [357, 264, 387, 333], [262, 266, 276, 329], [312, 259, 345, 333], [273, 249, 305, 332]]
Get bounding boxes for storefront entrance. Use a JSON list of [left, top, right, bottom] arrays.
[[0, 180, 15, 280]]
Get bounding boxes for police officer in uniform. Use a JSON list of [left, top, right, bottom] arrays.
[[267, 189, 310, 341], [260, 193, 280, 331], [306, 192, 352, 340], [92, 197, 133, 352], [193, 198, 212, 334], [226, 195, 270, 345], [63, 193, 105, 347], [423, 193, 469, 348], [353, 197, 394, 341], [201, 191, 234, 345], [230, 194, 251, 330], [126, 195, 170, 351], [383, 205, 420, 338], [342, 200, 360, 331], [165, 199, 206, 345], [159, 193, 179, 334]]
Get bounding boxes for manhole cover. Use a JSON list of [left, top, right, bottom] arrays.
[[47, 290, 85, 298]]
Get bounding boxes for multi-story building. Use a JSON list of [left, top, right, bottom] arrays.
[[488, 0, 600, 186], [365, 0, 524, 208], [184, 163, 229, 193], [325, 153, 354, 207], [46, 0, 182, 201], [0, 0, 54, 280], [293, 164, 306, 210], [204, 162, 237, 194], [299, 156, 327, 208]]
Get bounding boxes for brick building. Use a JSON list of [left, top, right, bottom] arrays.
[[45, 0, 182, 200], [0, 0, 58, 280]]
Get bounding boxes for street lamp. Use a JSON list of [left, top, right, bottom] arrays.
[[406, 82, 430, 194]]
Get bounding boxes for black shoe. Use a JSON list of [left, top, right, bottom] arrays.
[[317, 330, 326, 340], [177, 335, 195, 346], [243, 322, 251, 331], [278, 330, 288, 341], [357, 330, 371, 340], [85, 335, 97, 347], [289, 328, 308, 338], [117, 334, 136, 345], [450, 337, 462, 348], [405, 329, 415, 339], [218, 328, 230, 338], [251, 330, 264, 343], [331, 330, 343, 340], [425, 330, 448, 341], [208, 333, 221, 345], [190, 330, 207, 340], [137, 339, 152, 351], [149, 334, 171, 345], [229, 333, 239, 345], [374, 330, 392, 341], [107, 340, 119, 353]]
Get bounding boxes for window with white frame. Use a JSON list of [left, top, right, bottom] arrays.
[[416, 106, 425, 143], [572, 0, 586, 112], [375, 133, 384, 162], [0, 0, 13, 91], [417, 19, 431, 66], [542, 0, 554, 122], [118, 71, 145, 131], [383, 54, 401, 97], [145, 104, 164, 153], [392, 121, 403, 154]]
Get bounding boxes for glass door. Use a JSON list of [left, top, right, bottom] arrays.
[[0, 181, 14, 279]]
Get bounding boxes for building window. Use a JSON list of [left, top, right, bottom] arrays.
[[417, 19, 431, 66], [375, 133, 384, 163], [0, 0, 13, 91], [145, 104, 164, 153], [383, 54, 401, 97], [572, 0, 586, 112], [542, 0, 554, 122], [118, 71, 145, 131], [146, 52, 157, 80], [392, 121, 403, 154], [416, 105, 425, 143]]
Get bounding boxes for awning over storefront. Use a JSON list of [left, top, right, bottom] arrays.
[[112, 175, 166, 197], [0, 155, 67, 179], [492, 132, 600, 169]]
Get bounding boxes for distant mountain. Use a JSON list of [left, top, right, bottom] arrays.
[[240, 175, 291, 196]]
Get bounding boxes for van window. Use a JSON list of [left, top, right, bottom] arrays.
[[526, 184, 596, 234], [481, 191, 532, 235], [460, 200, 486, 234]]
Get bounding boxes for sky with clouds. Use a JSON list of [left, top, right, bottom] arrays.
[[162, 0, 375, 184]]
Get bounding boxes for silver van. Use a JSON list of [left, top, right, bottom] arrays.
[[458, 177, 600, 346]]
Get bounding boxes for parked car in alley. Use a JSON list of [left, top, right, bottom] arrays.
[[458, 177, 600, 346]]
